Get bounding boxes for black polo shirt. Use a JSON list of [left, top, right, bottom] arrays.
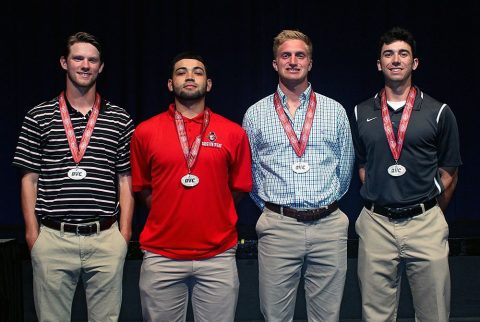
[[351, 86, 462, 207], [13, 95, 134, 219]]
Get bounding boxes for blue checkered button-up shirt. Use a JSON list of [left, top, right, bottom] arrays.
[[243, 84, 354, 210]]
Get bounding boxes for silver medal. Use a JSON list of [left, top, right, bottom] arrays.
[[68, 168, 87, 180], [292, 162, 310, 174], [387, 164, 406, 177], [181, 174, 199, 187]]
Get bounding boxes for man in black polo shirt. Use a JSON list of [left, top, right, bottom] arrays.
[[13, 32, 134, 321], [351, 27, 461, 322]]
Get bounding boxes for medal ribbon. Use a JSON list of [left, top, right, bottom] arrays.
[[174, 108, 210, 172], [273, 90, 316, 157], [380, 86, 417, 161], [58, 91, 101, 164]]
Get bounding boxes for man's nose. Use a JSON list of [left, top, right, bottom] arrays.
[[392, 54, 401, 64], [80, 59, 90, 69], [185, 70, 195, 81], [288, 55, 298, 65]]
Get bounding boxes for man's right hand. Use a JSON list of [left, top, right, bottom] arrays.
[[25, 229, 39, 252], [20, 171, 40, 252]]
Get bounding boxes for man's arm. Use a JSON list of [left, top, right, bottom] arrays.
[[21, 171, 39, 251], [358, 166, 366, 184], [118, 172, 134, 243], [336, 107, 355, 198], [242, 111, 264, 209], [232, 191, 245, 205], [136, 188, 152, 210], [437, 167, 458, 212]]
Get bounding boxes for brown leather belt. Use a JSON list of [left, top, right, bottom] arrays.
[[265, 202, 338, 222], [41, 217, 116, 235], [365, 198, 438, 219]]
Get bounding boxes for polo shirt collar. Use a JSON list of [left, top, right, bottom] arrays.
[[168, 103, 208, 123], [63, 96, 106, 116], [373, 85, 423, 111]]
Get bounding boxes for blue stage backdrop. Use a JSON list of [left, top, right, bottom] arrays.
[[1, 0, 479, 240]]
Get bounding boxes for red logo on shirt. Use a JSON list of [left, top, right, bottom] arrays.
[[203, 131, 222, 148], [208, 131, 217, 142]]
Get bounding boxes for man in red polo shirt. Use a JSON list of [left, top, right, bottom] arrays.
[[130, 52, 252, 322]]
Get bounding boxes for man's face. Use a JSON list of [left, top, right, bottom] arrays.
[[273, 39, 312, 84], [60, 42, 104, 89], [168, 59, 211, 100], [377, 40, 418, 84]]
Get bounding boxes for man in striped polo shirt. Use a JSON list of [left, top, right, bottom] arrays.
[[13, 32, 134, 322]]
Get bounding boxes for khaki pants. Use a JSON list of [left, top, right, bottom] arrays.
[[139, 247, 239, 322], [257, 207, 349, 322], [356, 205, 450, 322], [31, 222, 128, 322]]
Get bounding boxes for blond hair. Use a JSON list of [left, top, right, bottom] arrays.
[[273, 30, 312, 58]]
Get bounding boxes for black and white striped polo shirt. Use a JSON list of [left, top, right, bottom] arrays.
[[13, 95, 134, 219]]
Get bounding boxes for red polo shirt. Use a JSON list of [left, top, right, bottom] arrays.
[[131, 104, 252, 260]]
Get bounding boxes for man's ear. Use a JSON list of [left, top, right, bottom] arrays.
[[206, 79, 212, 92], [60, 56, 68, 70], [412, 58, 419, 71], [272, 60, 278, 71]]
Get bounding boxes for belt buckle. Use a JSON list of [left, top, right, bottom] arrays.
[[75, 223, 89, 236], [387, 206, 415, 219], [292, 207, 306, 222], [75, 222, 100, 236], [298, 213, 312, 222], [388, 211, 400, 219], [296, 209, 316, 222], [295, 212, 305, 222], [383, 207, 399, 219]]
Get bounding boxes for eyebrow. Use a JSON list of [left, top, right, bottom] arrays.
[[382, 49, 411, 55], [280, 51, 307, 55], [72, 54, 99, 59], [175, 66, 205, 72]]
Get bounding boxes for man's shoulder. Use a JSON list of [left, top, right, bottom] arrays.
[[356, 94, 377, 110], [27, 97, 59, 115], [244, 94, 274, 116], [135, 112, 169, 133], [418, 90, 446, 111], [315, 92, 340, 104], [314, 92, 347, 113], [103, 100, 131, 117], [353, 94, 377, 115], [104, 100, 124, 111]]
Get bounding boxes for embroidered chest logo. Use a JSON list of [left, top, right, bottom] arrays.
[[202, 131, 222, 148], [208, 131, 217, 142]]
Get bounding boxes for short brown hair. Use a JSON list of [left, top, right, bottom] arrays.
[[63, 32, 103, 62]]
